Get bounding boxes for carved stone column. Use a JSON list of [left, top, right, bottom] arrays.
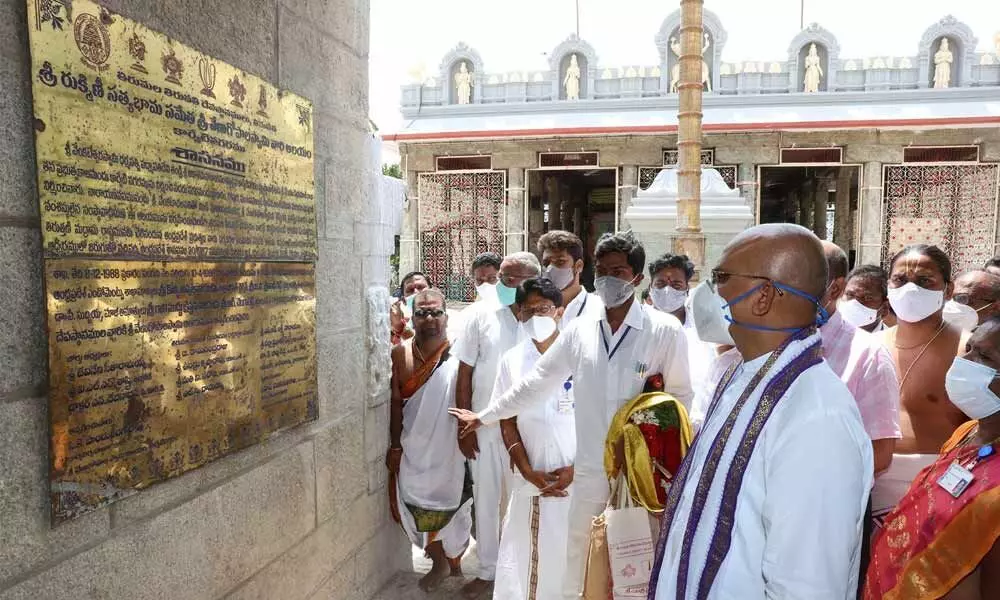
[[619, 166, 638, 231], [547, 176, 563, 231], [833, 168, 853, 251], [400, 169, 421, 275], [799, 178, 815, 232], [814, 179, 828, 240], [858, 162, 884, 265], [506, 167, 526, 253]]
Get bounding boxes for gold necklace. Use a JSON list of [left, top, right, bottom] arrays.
[[897, 321, 948, 388], [894, 320, 947, 350]]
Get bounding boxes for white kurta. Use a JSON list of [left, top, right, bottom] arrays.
[[655, 334, 874, 600], [478, 299, 693, 598], [397, 354, 472, 558], [453, 304, 526, 580], [493, 339, 576, 600], [560, 290, 604, 330]]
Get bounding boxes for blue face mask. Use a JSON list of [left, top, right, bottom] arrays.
[[496, 281, 517, 306], [720, 282, 829, 333]]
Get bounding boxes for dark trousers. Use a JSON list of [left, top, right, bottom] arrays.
[[858, 495, 873, 600]]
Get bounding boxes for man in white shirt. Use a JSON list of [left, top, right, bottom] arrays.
[[647, 253, 719, 411], [453, 251, 540, 598], [493, 278, 576, 600], [650, 224, 873, 600], [450, 231, 693, 600], [537, 230, 605, 328]]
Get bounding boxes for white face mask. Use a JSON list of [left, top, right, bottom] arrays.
[[690, 280, 735, 346], [475, 282, 498, 304], [595, 276, 637, 308], [943, 300, 979, 332], [838, 298, 879, 328], [650, 286, 687, 313], [945, 356, 1000, 419], [544, 265, 576, 290], [887, 282, 944, 323], [523, 315, 558, 342]]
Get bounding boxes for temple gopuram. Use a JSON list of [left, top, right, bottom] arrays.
[[385, 10, 1000, 299]]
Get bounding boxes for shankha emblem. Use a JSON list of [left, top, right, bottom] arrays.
[[73, 11, 111, 70], [228, 76, 247, 108], [162, 48, 183, 85], [296, 104, 311, 132]]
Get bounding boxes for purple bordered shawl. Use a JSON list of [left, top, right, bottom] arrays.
[[647, 329, 824, 600]]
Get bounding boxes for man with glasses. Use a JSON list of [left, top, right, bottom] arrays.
[[450, 231, 693, 600], [951, 269, 1000, 328], [492, 278, 576, 599], [387, 289, 472, 592], [453, 251, 540, 598], [648, 224, 872, 599]]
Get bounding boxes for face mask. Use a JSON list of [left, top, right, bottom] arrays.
[[838, 298, 879, 328], [945, 357, 1000, 419], [476, 282, 498, 304], [650, 286, 687, 313], [888, 282, 944, 323], [943, 300, 979, 332], [544, 265, 576, 290], [690, 280, 735, 345], [721, 281, 829, 332], [523, 315, 558, 342], [595, 276, 637, 308], [496, 281, 517, 306]]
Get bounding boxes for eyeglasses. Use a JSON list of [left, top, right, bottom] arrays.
[[709, 268, 779, 294], [413, 308, 445, 319], [522, 304, 556, 318]]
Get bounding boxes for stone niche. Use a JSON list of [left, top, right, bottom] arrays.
[[439, 42, 483, 104], [787, 23, 840, 93], [549, 33, 597, 100], [918, 15, 977, 88], [655, 7, 727, 93]]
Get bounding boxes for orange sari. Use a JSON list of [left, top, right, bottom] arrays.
[[864, 421, 1000, 600]]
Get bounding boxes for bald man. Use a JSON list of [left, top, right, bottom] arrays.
[[650, 224, 873, 600], [952, 269, 1000, 326]]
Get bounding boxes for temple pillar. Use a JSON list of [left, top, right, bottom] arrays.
[[799, 178, 815, 231], [619, 166, 638, 231], [814, 178, 828, 240], [400, 168, 421, 276], [737, 163, 757, 222], [858, 162, 884, 265], [547, 176, 563, 231], [833, 168, 853, 252], [506, 167, 526, 253]]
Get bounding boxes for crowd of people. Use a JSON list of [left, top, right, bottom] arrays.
[[386, 224, 1000, 599]]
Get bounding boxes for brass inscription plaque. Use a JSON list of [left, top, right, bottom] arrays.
[[27, 0, 318, 522], [47, 260, 317, 521]]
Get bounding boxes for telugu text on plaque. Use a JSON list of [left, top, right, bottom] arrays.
[[27, 0, 318, 522]]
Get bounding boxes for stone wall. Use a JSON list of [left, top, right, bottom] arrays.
[[398, 126, 1000, 274], [0, 1, 410, 599]]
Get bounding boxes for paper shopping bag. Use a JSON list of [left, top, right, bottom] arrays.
[[605, 476, 655, 599], [581, 511, 612, 600]]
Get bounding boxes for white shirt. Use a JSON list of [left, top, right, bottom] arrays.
[[656, 348, 873, 600], [493, 340, 576, 473], [561, 289, 604, 330], [479, 299, 693, 502], [453, 305, 526, 412]]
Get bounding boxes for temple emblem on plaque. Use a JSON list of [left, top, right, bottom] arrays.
[[257, 85, 268, 116], [161, 48, 183, 84], [198, 57, 216, 97], [73, 12, 111, 70], [297, 103, 311, 131], [229, 75, 246, 107], [128, 32, 148, 73]]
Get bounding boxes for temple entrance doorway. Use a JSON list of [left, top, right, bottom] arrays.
[[757, 164, 862, 265], [526, 167, 618, 291]]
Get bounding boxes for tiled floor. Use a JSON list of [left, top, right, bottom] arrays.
[[373, 541, 491, 600]]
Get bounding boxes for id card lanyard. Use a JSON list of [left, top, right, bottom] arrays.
[[938, 443, 996, 498]]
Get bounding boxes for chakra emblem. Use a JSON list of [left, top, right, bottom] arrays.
[[228, 76, 246, 108], [161, 48, 183, 85], [73, 12, 111, 71], [128, 33, 147, 74]]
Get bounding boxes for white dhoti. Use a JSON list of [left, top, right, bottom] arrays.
[[472, 424, 509, 580], [872, 453, 937, 517], [397, 354, 471, 558]]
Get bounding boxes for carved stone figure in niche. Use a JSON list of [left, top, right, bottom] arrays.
[[933, 38, 953, 88], [669, 33, 712, 93], [803, 43, 824, 93], [455, 61, 472, 104], [564, 54, 581, 100]]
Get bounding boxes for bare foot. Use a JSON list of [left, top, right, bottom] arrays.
[[419, 541, 450, 592], [418, 560, 449, 592], [460, 578, 494, 598], [448, 556, 463, 577]]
